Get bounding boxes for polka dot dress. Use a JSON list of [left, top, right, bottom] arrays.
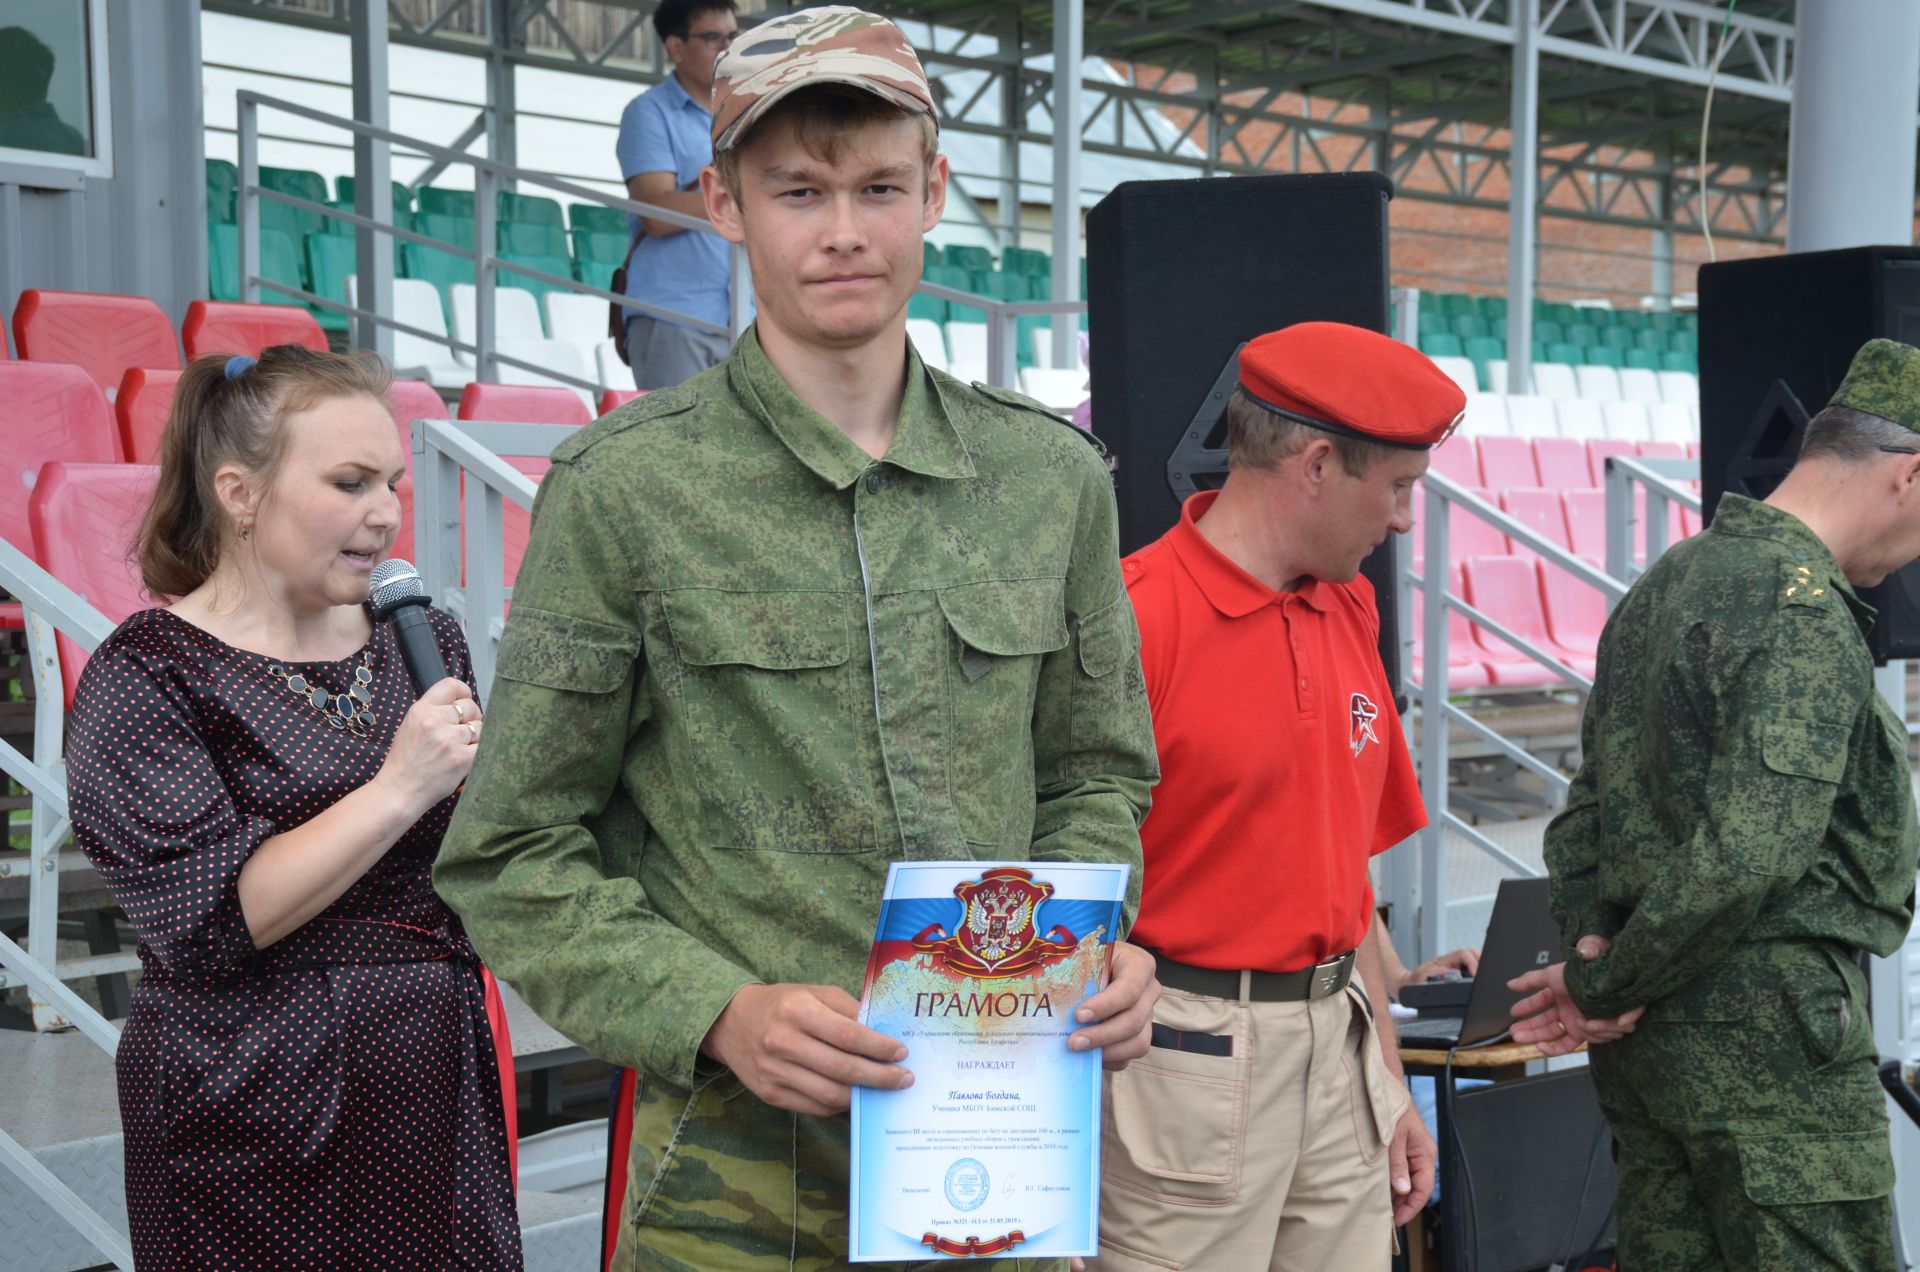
[[66, 607, 523, 1271]]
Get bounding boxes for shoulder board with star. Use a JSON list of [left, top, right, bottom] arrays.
[[1777, 561, 1833, 609]]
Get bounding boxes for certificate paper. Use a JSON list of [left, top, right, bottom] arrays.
[[849, 861, 1130, 1262]]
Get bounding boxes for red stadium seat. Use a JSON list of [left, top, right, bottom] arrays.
[[28, 462, 161, 707], [0, 361, 122, 555], [1532, 437, 1590, 491], [1585, 438, 1636, 486], [1461, 554, 1566, 686], [1407, 564, 1491, 691], [1501, 488, 1572, 553], [599, 388, 646, 415], [181, 300, 328, 361], [1539, 555, 1609, 669], [1638, 441, 1686, 461], [457, 383, 593, 426], [1476, 435, 1538, 489], [11, 289, 180, 397], [1454, 487, 1511, 559], [385, 380, 449, 564], [1563, 490, 1607, 559], [115, 367, 184, 464], [1427, 434, 1477, 486]]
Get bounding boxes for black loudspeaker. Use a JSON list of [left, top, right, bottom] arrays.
[[1086, 172, 1400, 688], [1699, 246, 1920, 661]]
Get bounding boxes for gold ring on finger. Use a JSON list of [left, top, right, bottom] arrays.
[[453, 700, 467, 723], [465, 721, 479, 745]]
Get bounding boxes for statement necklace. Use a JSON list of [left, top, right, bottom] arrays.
[[269, 647, 377, 736]]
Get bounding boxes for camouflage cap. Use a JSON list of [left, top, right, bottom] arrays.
[[709, 6, 937, 154], [1827, 338, 1920, 431]]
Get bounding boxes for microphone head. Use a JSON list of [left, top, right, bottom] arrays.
[[369, 558, 431, 618]]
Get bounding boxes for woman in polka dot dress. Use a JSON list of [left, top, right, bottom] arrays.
[[65, 346, 524, 1269]]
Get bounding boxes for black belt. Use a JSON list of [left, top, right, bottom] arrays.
[[1146, 948, 1357, 1002]]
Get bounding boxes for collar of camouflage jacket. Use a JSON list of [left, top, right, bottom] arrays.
[[727, 323, 977, 490], [1709, 492, 1873, 626]]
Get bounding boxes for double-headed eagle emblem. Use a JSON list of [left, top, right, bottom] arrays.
[[912, 867, 1080, 979]]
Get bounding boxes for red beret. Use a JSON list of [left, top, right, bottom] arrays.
[[1238, 322, 1467, 449]]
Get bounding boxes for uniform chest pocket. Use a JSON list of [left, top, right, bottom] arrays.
[[937, 579, 1068, 847], [660, 588, 879, 852]]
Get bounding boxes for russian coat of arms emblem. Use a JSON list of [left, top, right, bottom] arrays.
[[911, 866, 1081, 979]]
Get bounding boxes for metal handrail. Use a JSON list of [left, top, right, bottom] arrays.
[[1604, 454, 1702, 586]]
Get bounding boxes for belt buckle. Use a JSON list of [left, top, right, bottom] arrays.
[[1307, 953, 1349, 1000]]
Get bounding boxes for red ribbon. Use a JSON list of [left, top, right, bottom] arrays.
[[479, 964, 518, 1185], [919, 1231, 1027, 1257]]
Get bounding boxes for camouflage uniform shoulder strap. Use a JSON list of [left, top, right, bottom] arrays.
[[552, 384, 699, 463], [1776, 559, 1837, 612], [958, 377, 1109, 461]]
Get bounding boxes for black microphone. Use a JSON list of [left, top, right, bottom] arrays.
[[369, 558, 449, 698]]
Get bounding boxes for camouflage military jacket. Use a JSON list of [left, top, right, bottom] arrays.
[[435, 328, 1156, 1090], [1548, 494, 1918, 1019]]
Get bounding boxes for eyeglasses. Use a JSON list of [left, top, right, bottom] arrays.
[[1878, 444, 1920, 455], [683, 30, 736, 48]]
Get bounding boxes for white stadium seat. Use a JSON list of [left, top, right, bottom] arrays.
[[1657, 369, 1698, 406], [545, 292, 609, 350], [945, 323, 987, 384], [1505, 394, 1559, 437], [1574, 364, 1622, 401], [348, 276, 467, 388], [1619, 367, 1662, 403], [494, 338, 596, 410], [1600, 400, 1652, 441], [1555, 398, 1606, 440], [1532, 362, 1579, 399], [1486, 359, 1533, 395], [1430, 355, 1480, 398], [1463, 393, 1511, 437], [1030, 326, 1087, 371], [449, 283, 548, 367], [907, 318, 949, 372], [592, 338, 621, 390], [1647, 401, 1696, 444], [1018, 367, 1087, 413]]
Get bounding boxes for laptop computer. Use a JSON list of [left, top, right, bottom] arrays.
[[1396, 877, 1559, 1048]]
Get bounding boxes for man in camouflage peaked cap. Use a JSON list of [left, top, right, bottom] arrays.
[[436, 7, 1161, 1270], [1509, 337, 1920, 1269]]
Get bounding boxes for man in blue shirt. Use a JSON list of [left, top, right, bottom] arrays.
[[615, 0, 741, 389]]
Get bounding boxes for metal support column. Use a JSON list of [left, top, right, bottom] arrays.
[[1503, 0, 1539, 394], [486, 0, 519, 183], [997, 12, 1022, 249], [1048, 0, 1083, 372], [351, 0, 395, 359], [1652, 164, 1675, 306]]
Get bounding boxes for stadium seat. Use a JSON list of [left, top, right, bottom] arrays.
[[1546, 341, 1585, 366], [1463, 336, 1505, 386], [1639, 441, 1686, 462], [206, 158, 238, 224], [1532, 362, 1579, 399], [12, 289, 181, 398], [1647, 311, 1678, 332], [498, 254, 577, 320], [1586, 438, 1637, 485], [1453, 487, 1511, 558], [1505, 395, 1557, 437], [1426, 434, 1478, 486], [906, 318, 948, 372], [544, 292, 607, 351], [570, 202, 626, 234], [1624, 347, 1663, 371], [1406, 564, 1492, 691], [599, 388, 645, 415], [571, 229, 630, 270], [594, 342, 627, 391], [0, 361, 123, 554], [402, 242, 477, 315], [1618, 367, 1662, 403], [381, 379, 450, 565], [1539, 556, 1608, 671], [1460, 554, 1565, 686], [449, 283, 547, 363], [1600, 401, 1652, 442], [1462, 393, 1511, 437], [946, 245, 992, 274], [1555, 399, 1606, 441], [1532, 436, 1589, 490], [1419, 333, 1466, 358], [28, 462, 162, 705], [498, 192, 564, 228], [1452, 314, 1490, 341], [1020, 368, 1085, 412], [499, 221, 569, 258], [1647, 401, 1695, 444], [1657, 370, 1698, 405], [182, 300, 328, 360], [1660, 350, 1698, 374], [1669, 330, 1698, 354], [416, 211, 477, 249], [1501, 488, 1572, 553], [416, 187, 476, 219], [945, 323, 987, 383], [1574, 365, 1622, 401], [1476, 435, 1537, 489], [1563, 490, 1607, 559], [115, 367, 183, 464], [1485, 360, 1530, 394], [907, 291, 948, 324], [458, 383, 591, 427], [495, 340, 597, 404], [346, 276, 466, 388], [1429, 355, 1479, 398], [1584, 346, 1625, 370]]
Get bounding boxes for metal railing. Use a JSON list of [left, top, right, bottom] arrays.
[[1604, 453, 1704, 584], [234, 91, 1083, 395], [0, 537, 133, 1270]]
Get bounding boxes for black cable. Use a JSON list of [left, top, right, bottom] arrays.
[[1444, 1026, 1512, 1264], [1570, 1199, 1616, 1270]]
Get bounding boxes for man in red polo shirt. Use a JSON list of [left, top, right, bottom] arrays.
[[1095, 322, 1462, 1271]]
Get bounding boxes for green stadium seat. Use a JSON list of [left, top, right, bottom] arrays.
[[307, 234, 402, 330], [1676, 312, 1698, 332], [1660, 350, 1697, 373], [571, 229, 630, 266], [977, 271, 1033, 302], [259, 229, 308, 307], [926, 264, 984, 322], [1002, 246, 1050, 277], [209, 224, 239, 301], [499, 221, 569, 257], [1417, 310, 1452, 337], [1546, 341, 1585, 364], [416, 212, 475, 249], [499, 192, 565, 228], [908, 292, 947, 323], [1419, 333, 1465, 357], [1476, 295, 1507, 321], [334, 177, 412, 217], [1463, 336, 1505, 389], [1613, 309, 1647, 330], [401, 242, 475, 320], [1543, 302, 1579, 326], [261, 166, 329, 207], [1625, 347, 1662, 370], [208, 224, 307, 308], [1534, 320, 1564, 345], [499, 254, 575, 326], [1601, 328, 1636, 351], [1531, 342, 1549, 363], [1576, 308, 1616, 328], [260, 197, 320, 240], [1584, 345, 1623, 368], [1452, 314, 1489, 340], [207, 158, 237, 224], [923, 242, 943, 270], [416, 187, 475, 219], [1564, 323, 1599, 348], [1669, 330, 1698, 354], [947, 245, 992, 274], [321, 201, 356, 236], [570, 202, 626, 233]]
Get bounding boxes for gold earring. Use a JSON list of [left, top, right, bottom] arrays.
[[239, 522, 253, 541]]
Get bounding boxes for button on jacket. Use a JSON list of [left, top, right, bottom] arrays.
[[435, 327, 1156, 1094]]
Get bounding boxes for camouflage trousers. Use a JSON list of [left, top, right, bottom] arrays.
[[612, 1073, 1070, 1271], [1588, 940, 1895, 1271]]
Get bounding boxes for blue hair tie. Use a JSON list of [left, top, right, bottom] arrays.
[[224, 355, 256, 380]]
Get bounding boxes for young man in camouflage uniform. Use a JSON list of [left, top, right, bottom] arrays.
[[435, 8, 1162, 1269], [1510, 338, 1920, 1269]]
